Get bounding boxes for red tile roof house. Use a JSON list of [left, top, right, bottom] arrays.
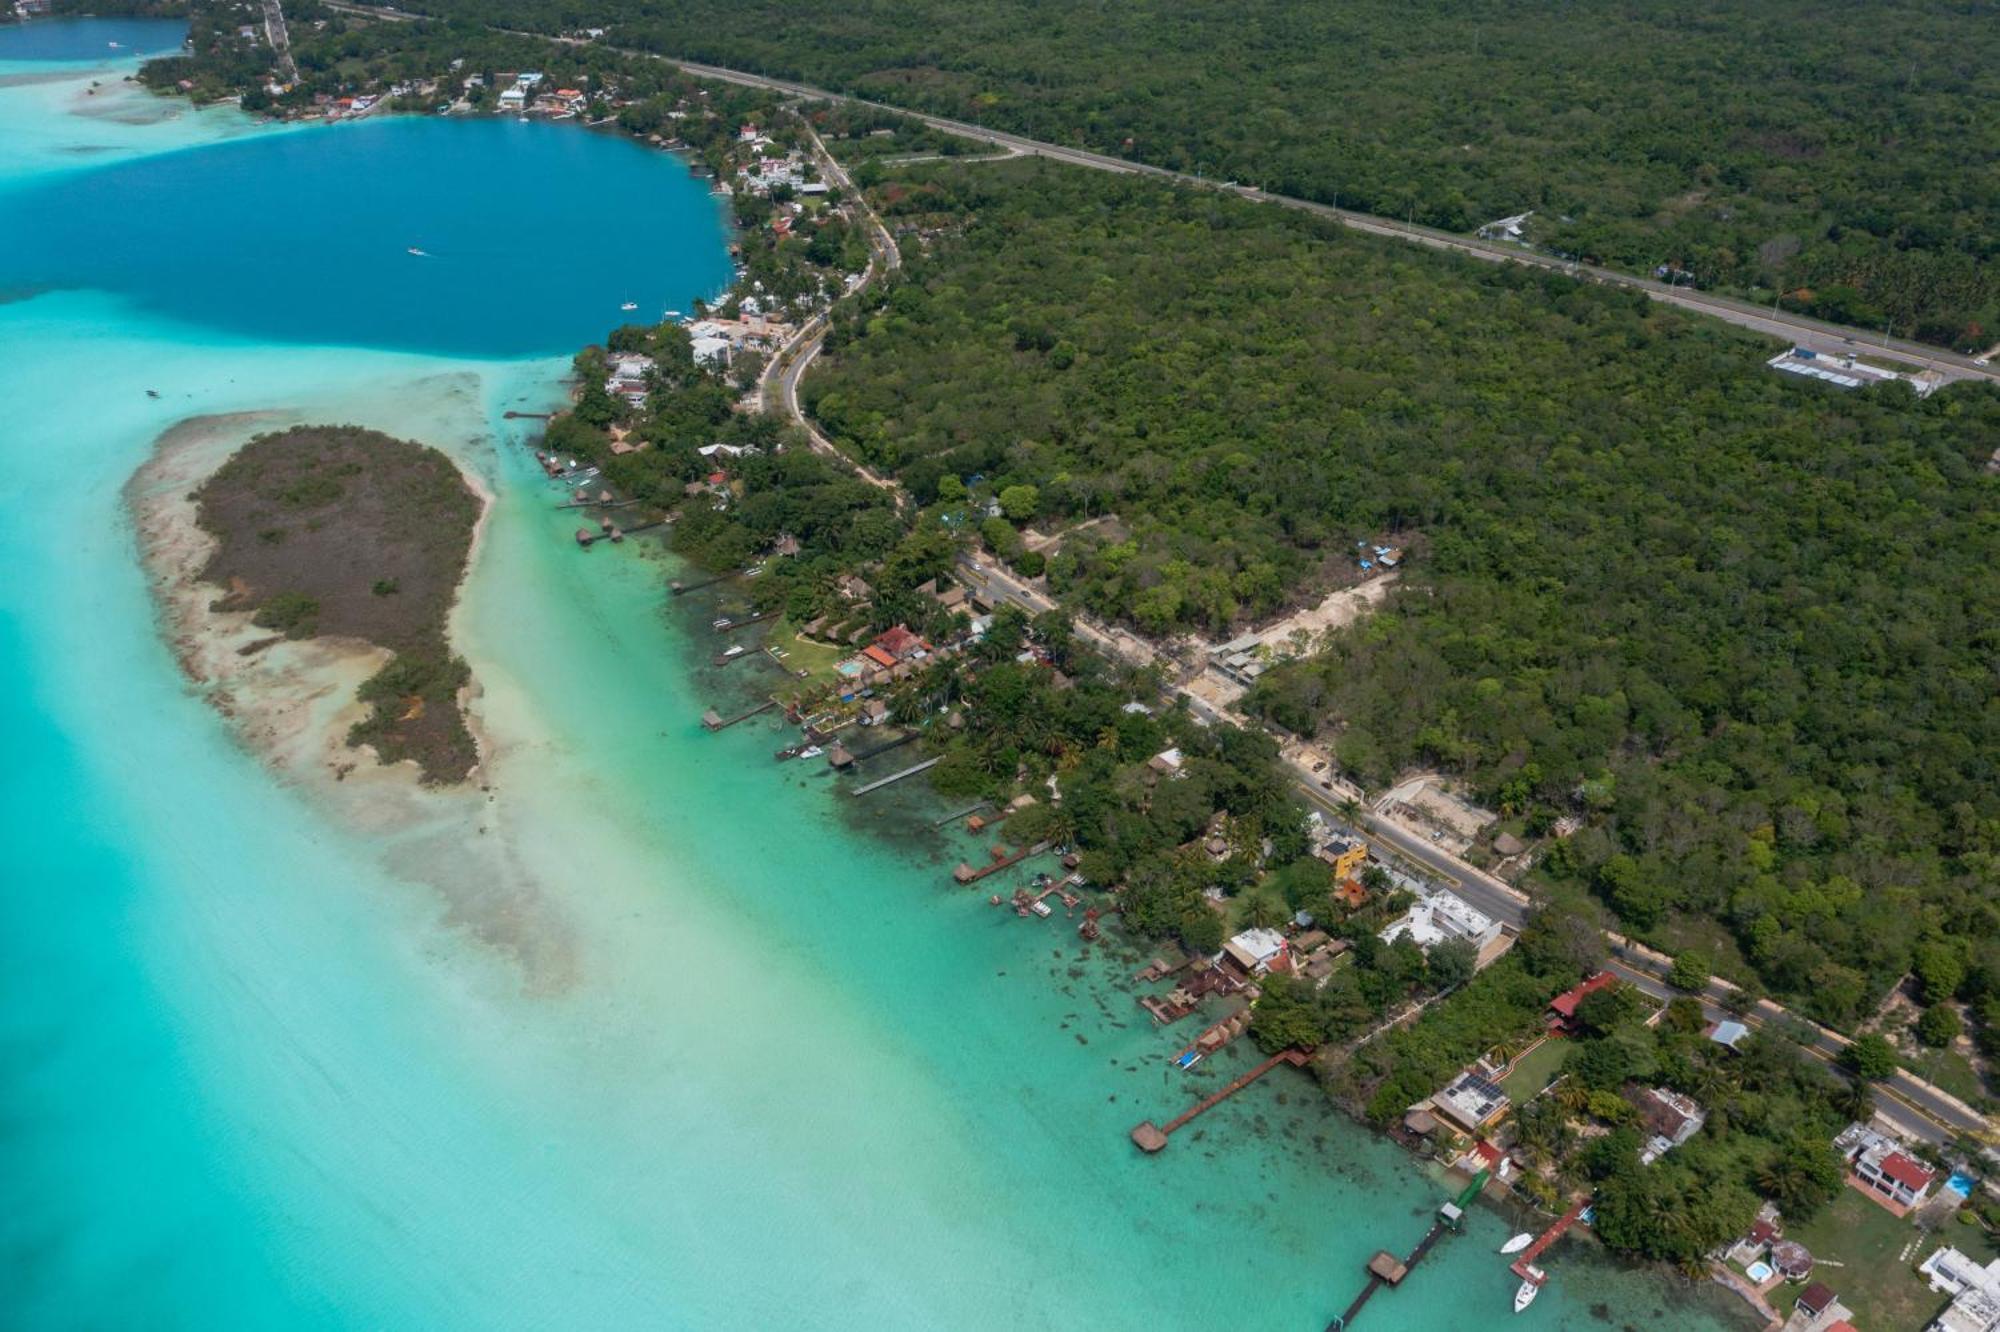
[[1547, 971, 1618, 1035], [872, 624, 932, 660], [1851, 1139, 1937, 1215]]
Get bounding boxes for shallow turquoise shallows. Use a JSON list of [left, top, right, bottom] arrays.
[[0, 30, 1744, 1331]]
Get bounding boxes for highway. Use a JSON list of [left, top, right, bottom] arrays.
[[961, 555, 1994, 1147], [611, 47, 1996, 386], [325, 0, 1997, 383]]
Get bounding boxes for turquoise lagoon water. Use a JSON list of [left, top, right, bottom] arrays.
[[0, 16, 187, 62], [0, 38, 1744, 1331]]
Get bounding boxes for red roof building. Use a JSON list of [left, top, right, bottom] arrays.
[[1548, 971, 1618, 1033], [873, 624, 928, 661], [861, 644, 898, 671]]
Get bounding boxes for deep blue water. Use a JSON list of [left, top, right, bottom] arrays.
[[0, 115, 733, 357], [0, 16, 186, 60]]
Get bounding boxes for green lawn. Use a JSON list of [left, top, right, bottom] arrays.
[[1497, 1037, 1569, 1102], [1783, 1188, 1950, 1331]]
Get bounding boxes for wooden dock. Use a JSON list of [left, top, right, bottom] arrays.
[[670, 570, 742, 596], [1509, 1196, 1588, 1282], [849, 731, 917, 763], [714, 610, 779, 633], [933, 801, 990, 829], [702, 700, 777, 730], [576, 519, 666, 548], [1129, 1049, 1308, 1152], [1325, 1171, 1488, 1330], [951, 840, 1049, 885], [851, 757, 939, 795]]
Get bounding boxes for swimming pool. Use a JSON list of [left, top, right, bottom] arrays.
[[1949, 1171, 1976, 1198], [1745, 1261, 1775, 1283]]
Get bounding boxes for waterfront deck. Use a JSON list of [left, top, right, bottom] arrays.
[[1129, 1049, 1308, 1152], [851, 757, 939, 795], [702, 700, 777, 730]]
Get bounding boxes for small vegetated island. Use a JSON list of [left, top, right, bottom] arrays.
[[195, 425, 482, 783]]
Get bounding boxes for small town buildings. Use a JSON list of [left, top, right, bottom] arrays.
[[1851, 1136, 1937, 1212], [497, 86, 527, 110], [1705, 1018, 1751, 1051], [1379, 890, 1502, 955], [1767, 345, 1939, 396], [1220, 927, 1290, 977], [1477, 210, 1533, 242], [1148, 747, 1185, 777], [1314, 835, 1367, 881], [1427, 1071, 1510, 1135], [1631, 1086, 1705, 1164], [837, 574, 873, 602], [871, 624, 928, 663], [1795, 1282, 1836, 1318], [1770, 1238, 1814, 1282], [1548, 971, 1618, 1035], [1727, 1215, 1780, 1268], [1920, 1246, 2000, 1332]]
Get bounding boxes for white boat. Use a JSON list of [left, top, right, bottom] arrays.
[[721, 644, 746, 659], [1500, 1233, 1533, 1255], [712, 618, 733, 629], [797, 745, 823, 759], [1029, 899, 1052, 918], [1514, 1266, 1544, 1314], [620, 301, 638, 311], [406, 247, 429, 257]]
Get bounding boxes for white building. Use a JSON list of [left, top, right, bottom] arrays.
[[1221, 928, 1288, 977], [1380, 891, 1501, 954], [1920, 1247, 2000, 1332]]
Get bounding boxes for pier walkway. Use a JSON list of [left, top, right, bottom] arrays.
[[1325, 1169, 1487, 1330], [1509, 1196, 1588, 1282], [702, 700, 777, 730], [1129, 1049, 1308, 1151], [851, 757, 939, 796]]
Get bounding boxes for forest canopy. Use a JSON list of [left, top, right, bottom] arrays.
[[392, 0, 2000, 348], [799, 156, 2000, 1026]]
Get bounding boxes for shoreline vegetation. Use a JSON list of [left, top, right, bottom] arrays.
[[273, 0, 2000, 353], [88, 4, 2000, 1324], [190, 424, 483, 784]]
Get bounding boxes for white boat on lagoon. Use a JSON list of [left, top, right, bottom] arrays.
[[1499, 1233, 1533, 1255], [1514, 1265, 1545, 1314]]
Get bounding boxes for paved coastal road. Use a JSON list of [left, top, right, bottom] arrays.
[[958, 559, 1993, 1147], [327, 0, 1997, 382]]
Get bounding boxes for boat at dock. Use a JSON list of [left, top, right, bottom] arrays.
[[1029, 899, 1052, 918], [1513, 1266, 1544, 1313], [797, 745, 822, 759], [1172, 1049, 1202, 1071], [1499, 1233, 1532, 1255], [720, 644, 746, 660]]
